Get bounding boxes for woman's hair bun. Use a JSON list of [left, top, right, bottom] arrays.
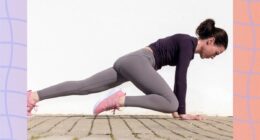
[[196, 19, 216, 39]]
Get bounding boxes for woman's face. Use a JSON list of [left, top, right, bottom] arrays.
[[200, 38, 226, 59]]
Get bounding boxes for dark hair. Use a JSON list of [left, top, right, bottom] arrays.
[[196, 19, 228, 49]]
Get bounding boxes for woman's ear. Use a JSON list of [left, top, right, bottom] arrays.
[[205, 37, 215, 45], [208, 37, 215, 45]]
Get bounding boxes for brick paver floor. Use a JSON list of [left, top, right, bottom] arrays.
[[28, 115, 233, 140]]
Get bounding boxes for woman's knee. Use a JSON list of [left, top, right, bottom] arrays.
[[167, 96, 179, 112], [171, 101, 179, 112], [113, 57, 123, 71], [113, 56, 129, 72]]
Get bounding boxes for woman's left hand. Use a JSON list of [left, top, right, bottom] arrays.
[[179, 114, 204, 120]]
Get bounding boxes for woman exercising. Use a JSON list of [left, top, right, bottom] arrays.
[[27, 19, 228, 120]]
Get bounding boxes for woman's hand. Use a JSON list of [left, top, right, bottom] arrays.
[[172, 112, 180, 119], [179, 114, 204, 120]]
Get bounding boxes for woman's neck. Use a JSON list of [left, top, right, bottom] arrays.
[[195, 39, 202, 54]]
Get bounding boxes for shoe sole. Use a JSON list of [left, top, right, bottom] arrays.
[[93, 88, 122, 115]]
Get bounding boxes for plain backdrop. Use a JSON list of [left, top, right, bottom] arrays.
[[28, 0, 233, 116]]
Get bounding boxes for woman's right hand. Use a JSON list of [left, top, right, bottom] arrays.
[[179, 114, 204, 120], [172, 112, 180, 119]]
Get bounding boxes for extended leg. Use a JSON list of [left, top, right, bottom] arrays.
[[37, 67, 127, 101]]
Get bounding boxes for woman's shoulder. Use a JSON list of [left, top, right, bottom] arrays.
[[173, 33, 194, 39]]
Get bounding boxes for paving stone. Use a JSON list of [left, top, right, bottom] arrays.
[[91, 118, 110, 135], [138, 118, 183, 140], [123, 118, 153, 134], [188, 120, 232, 137], [45, 117, 81, 136], [109, 117, 138, 140], [80, 134, 111, 140], [36, 135, 75, 140], [207, 116, 233, 122], [29, 117, 68, 138], [204, 118, 233, 128], [67, 118, 93, 138], [167, 119, 231, 140], [154, 119, 207, 139], [137, 134, 166, 140], [28, 115, 233, 140], [28, 117, 50, 130], [203, 119, 232, 131]]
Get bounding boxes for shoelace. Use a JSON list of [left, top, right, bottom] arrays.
[[94, 102, 120, 119], [110, 106, 121, 115], [105, 98, 121, 115], [109, 92, 126, 115]]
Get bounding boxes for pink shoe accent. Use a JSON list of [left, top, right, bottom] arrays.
[[27, 90, 38, 116], [93, 89, 126, 116]]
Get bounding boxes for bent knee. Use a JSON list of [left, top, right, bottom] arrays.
[[170, 102, 179, 113], [113, 56, 133, 73], [166, 97, 179, 113], [113, 57, 125, 71]]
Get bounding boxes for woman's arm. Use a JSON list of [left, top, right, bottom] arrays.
[[173, 41, 195, 115]]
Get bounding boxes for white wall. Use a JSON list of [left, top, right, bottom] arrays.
[[28, 0, 233, 116]]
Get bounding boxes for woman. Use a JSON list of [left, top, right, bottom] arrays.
[[27, 19, 228, 120]]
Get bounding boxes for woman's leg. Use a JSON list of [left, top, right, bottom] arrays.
[[37, 67, 128, 101], [113, 49, 179, 113]]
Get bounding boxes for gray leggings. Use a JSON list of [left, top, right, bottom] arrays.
[[37, 48, 179, 113]]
